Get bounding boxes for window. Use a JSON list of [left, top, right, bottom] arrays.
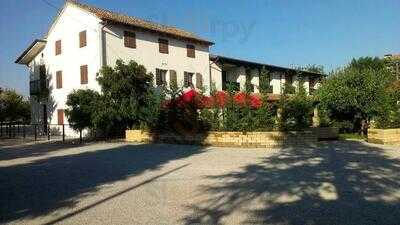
[[195, 73, 203, 89], [79, 30, 87, 48], [55, 40, 61, 55], [124, 31, 136, 48], [80, 65, 88, 84], [187, 44, 195, 58], [184, 72, 194, 88], [56, 71, 62, 89], [169, 70, 177, 88], [158, 38, 168, 54], [155, 69, 167, 86], [57, 109, 64, 125]]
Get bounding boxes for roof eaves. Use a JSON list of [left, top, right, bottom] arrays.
[[15, 39, 47, 64], [211, 54, 326, 77]]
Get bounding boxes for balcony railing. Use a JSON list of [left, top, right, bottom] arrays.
[[30, 79, 47, 96]]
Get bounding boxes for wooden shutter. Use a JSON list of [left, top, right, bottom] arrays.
[[80, 65, 88, 84], [187, 44, 195, 58], [56, 71, 62, 89], [124, 31, 136, 48], [158, 38, 168, 54], [57, 109, 64, 125], [79, 30, 87, 48], [196, 73, 203, 89], [169, 70, 177, 88], [55, 40, 61, 55], [155, 69, 162, 86]]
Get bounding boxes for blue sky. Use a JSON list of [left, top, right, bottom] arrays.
[[1, 0, 399, 96]]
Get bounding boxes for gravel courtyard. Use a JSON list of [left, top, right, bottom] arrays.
[[0, 140, 399, 225]]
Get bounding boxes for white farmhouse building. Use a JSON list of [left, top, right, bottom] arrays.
[[15, 0, 323, 132]]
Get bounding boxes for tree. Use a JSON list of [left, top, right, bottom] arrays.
[[95, 60, 162, 135], [65, 89, 100, 132], [279, 86, 314, 131], [259, 67, 273, 94], [0, 89, 30, 123], [317, 57, 396, 132], [296, 64, 325, 74]]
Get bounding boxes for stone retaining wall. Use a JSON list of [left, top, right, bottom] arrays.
[[126, 130, 318, 148], [368, 128, 400, 145]]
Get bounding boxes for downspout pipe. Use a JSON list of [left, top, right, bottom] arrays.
[[99, 21, 106, 68]]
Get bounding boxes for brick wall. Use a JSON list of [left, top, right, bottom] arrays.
[[126, 130, 318, 148], [368, 128, 400, 146]]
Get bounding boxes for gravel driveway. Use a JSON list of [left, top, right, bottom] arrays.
[[0, 140, 399, 225]]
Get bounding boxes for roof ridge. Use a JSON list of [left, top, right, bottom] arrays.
[[66, 0, 212, 44]]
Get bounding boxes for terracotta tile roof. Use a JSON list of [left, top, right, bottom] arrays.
[[67, 0, 213, 45]]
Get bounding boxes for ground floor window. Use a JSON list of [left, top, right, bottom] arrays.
[[156, 69, 167, 86], [184, 72, 194, 88]]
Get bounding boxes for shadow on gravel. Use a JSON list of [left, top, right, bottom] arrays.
[[0, 143, 204, 223], [183, 141, 400, 225], [0, 141, 89, 161]]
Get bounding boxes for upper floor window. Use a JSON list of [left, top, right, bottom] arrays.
[[79, 30, 87, 48], [158, 38, 169, 54], [55, 40, 61, 55], [155, 69, 167, 86], [124, 31, 136, 48], [184, 72, 194, 88], [56, 71, 62, 89], [80, 65, 88, 84], [187, 44, 195, 58]]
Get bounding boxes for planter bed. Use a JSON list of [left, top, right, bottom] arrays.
[[368, 128, 400, 146], [126, 130, 318, 148]]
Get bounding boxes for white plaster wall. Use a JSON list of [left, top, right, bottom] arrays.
[[28, 3, 102, 136], [210, 62, 222, 91], [44, 3, 102, 123], [104, 24, 211, 93]]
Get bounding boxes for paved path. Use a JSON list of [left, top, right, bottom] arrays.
[[0, 140, 399, 225]]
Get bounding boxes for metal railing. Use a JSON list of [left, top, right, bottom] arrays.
[[0, 122, 85, 143]]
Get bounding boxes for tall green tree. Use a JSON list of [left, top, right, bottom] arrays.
[[317, 57, 396, 132], [65, 89, 100, 132], [0, 89, 30, 123], [95, 60, 162, 135]]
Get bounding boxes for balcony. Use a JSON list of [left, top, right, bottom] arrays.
[[30, 79, 47, 96]]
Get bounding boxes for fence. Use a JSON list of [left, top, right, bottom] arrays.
[[0, 122, 84, 143]]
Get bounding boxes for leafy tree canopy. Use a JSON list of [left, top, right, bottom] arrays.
[[0, 89, 30, 123], [317, 57, 397, 130], [65, 89, 100, 132]]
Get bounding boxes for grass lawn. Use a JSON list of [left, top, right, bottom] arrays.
[[338, 133, 365, 140]]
